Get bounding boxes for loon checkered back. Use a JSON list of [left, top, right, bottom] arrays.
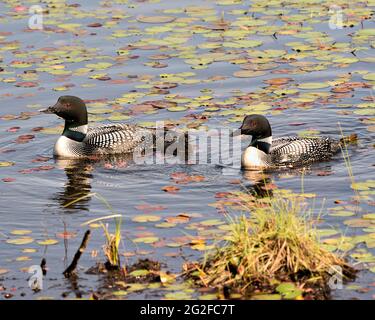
[[238, 114, 342, 169], [269, 136, 340, 167]]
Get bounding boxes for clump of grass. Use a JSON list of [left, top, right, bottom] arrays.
[[185, 195, 355, 297], [67, 192, 124, 270], [101, 216, 122, 270]]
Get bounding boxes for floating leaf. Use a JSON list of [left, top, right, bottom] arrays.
[[317, 229, 339, 237], [351, 182, 371, 191], [6, 237, 34, 245], [129, 269, 150, 277], [132, 215, 162, 223], [200, 219, 224, 226], [362, 73, 375, 81], [298, 82, 330, 89], [344, 219, 372, 228], [0, 161, 14, 167], [136, 16, 176, 23], [10, 229, 32, 235], [133, 237, 159, 244], [22, 248, 37, 253], [276, 282, 303, 299], [167, 106, 187, 112], [328, 211, 355, 217], [165, 214, 190, 224], [16, 256, 31, 261], [155, 222, 176, 228], [37, 239, 59, 246], [162, 186, 180, 193]]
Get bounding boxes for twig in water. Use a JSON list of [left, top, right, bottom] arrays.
[[40, 258, 47, 276], [63, 230, 91, 278]]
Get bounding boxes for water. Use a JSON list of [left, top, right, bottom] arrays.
[[0, 0, 374, 300]]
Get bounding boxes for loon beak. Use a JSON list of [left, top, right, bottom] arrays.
[[38, 107, 55, 114], [39, 105, 56, 114]]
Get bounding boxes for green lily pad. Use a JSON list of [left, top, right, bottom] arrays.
[[129, 269, 150, 277], [37, 239, 59, 246], [133, 237, 159, 244], [6, 237, 34, 245], [298, 82, 330, 89], [276, 282, 303, 299], [0, 161, 14, 167]]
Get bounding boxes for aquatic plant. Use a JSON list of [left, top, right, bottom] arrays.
[[101, 216, 122, 269], [184, 194, 356, 298], [66, 192, 123, 270]]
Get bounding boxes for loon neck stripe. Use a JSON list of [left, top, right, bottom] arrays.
[[251, 136, 272, 154], [63, 125, 87, 142], [63, 129, 86, 142]]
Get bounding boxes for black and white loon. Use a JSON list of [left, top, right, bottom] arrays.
[[41, 96, 178, 158], [237, 114, 345, 170]]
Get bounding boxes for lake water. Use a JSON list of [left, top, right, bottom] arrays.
[[0, 0, 374, 300]]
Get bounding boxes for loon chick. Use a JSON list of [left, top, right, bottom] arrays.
[[237, 114, 342, 170], [41, 96, 172, 158]]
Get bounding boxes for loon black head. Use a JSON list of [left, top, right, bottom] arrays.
[[41, 96, 88, 142], [43, 96, 88, 126], [238, 114, 272, 154]]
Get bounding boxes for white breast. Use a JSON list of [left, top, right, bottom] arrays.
[[241, 146, 268, 170], [53, 136, 79, 158]]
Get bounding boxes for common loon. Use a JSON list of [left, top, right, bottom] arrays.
[[237, 114, 344, 170], [41, 96, 179, 158]]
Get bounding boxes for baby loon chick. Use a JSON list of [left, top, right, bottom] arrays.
[[237, 114, 342, 170], [41, 96, 172, 158]]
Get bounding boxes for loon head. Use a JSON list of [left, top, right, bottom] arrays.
[[41, 96, 88, 141], [43, 96, 88, 126], [238, 114, 272, 154]]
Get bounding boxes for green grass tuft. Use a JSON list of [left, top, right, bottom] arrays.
[[185, 194, 355, 296]]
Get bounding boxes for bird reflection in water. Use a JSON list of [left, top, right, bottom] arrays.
[[242, 170, 273, 198], [241, 164, 334, 199], [53, 154, 135, 211]]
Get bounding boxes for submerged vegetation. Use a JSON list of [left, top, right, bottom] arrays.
[[185, 194, 356, 299]]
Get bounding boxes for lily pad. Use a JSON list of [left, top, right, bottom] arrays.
[[137, 16, 176, 24], [133, 237, 159, 244], [233, 70, 266, 78], [129, 269, 150, 277], [37, 239, 59, 246], [298, 82, 330, 90], [6, 237, 34, 245], [132, 215, 162, 223], [10, 229, 32, 235]]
